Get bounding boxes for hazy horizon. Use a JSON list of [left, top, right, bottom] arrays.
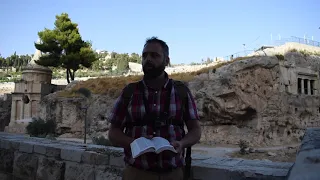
[[0, 0, 319, 64]]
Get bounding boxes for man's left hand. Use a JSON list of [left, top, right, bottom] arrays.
[[170, 141, 184, 154]]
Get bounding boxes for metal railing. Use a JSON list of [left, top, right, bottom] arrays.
[[273, 36, 320, 47], [222, 36, 320, 61]]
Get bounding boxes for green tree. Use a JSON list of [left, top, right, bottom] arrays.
[[34, 13, 98, 83], [129, 53, 141, 63], [115, 53, 129, 72]]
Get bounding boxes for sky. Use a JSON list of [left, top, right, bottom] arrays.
[[0, 0, 319, 64]]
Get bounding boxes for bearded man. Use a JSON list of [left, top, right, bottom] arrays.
[[108, 37, 201, 180]]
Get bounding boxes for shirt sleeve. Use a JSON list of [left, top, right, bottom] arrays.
[[107, 86, 129, 128], [183, 86, 200, 122]]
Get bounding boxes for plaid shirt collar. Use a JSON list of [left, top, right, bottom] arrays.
[[141, 71, 171, 89]]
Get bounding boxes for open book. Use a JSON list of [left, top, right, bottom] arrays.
[[130, 137, 177, 158]]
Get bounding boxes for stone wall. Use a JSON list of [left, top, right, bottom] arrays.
[[0, 132, 123, 180], [287, 128, 320, 180], [0, 132, 293, 180]]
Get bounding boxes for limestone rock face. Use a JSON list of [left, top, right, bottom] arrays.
[[38, 52, 320, 147], [38, 92, 115, 139], [192, 53, 320, 146]]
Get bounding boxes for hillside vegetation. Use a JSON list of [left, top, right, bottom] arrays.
[[59, 57, 252, 98]]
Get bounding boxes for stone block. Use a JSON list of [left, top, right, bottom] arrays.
[[61, 147, 85, 162], [109, 154, 125, 168], [46, 145, 62, 158], [81, 151, 109, 165], [1, 139, 18, 150], [13, 152, 38, 180], [34, 144, 61, 158], [287, 128, 320, 180], [33, 144, 46, 155], [287, 149, 320, 180], [19, 142, 34, 153], [0, 139, 10, 149], [9, 141, 20, 150], [36, 156, 65, 180], [64, 161, 95, 180], [0, 149, 14, 173], [106, 147, 125, 168], [0, 172, 12, 180], [299, 128, 320, 151], [95, 165, 122, 180]]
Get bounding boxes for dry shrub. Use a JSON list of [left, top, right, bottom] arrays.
[[59, 57, 251, 97]]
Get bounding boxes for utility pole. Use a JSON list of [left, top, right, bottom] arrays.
[[75, 88, 92, 144]]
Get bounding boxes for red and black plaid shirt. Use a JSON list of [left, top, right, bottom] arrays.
[[108, 73, 199, 170]]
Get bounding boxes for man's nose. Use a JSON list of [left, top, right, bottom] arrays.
[[145, 53, 153, 60]]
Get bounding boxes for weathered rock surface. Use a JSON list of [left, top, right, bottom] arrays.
[[286, 128, 320, 180], [37, 52, 320, 146], [36, 156, 65, 180], [0, 94, 11, 131], [38, 93, 114, 139], [192, 53, 320, 146]]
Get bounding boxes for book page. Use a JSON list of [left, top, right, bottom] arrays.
[[130, 137, 155, 158], [151, 137, 177, 154]]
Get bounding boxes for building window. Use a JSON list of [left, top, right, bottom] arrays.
[[310, 80, 315, 95], [298, 77, 316, 95], [304, 79, 308, 94], [298, 78, 302, 94]]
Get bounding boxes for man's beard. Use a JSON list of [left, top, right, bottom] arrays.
[[143, 63, 165, 79]]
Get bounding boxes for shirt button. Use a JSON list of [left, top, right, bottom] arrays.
[[154, 104, 156, 106], [155, 91, 158, 93]]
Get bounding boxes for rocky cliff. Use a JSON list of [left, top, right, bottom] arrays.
[[38, 52, 320, 147], [192, 53, 320, 147], [38, 92, 115, 139]]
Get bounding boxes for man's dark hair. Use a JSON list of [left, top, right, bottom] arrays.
[[144, 36, 169, 57]]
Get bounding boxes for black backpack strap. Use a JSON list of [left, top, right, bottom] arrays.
[[173, 80, 193, 180], [122, 82, 137, 102], [122, 81, 138, 129], [173, 80, 188, 115]]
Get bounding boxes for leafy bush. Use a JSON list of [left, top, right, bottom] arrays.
[[239, 139, 249, 155], [26, 117, 56, 137], [92, 135, 112, 146], [275, 54, 284, 61]]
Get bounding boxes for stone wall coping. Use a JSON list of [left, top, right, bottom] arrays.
[[0, 132, 294, 179]]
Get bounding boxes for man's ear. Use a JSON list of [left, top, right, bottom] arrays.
[[165, 57, 170, 67]]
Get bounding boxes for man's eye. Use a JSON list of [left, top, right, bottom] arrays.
[[151, 53, 158, 58]]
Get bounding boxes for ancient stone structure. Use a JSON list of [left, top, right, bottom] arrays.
[[193, 52, 320, 147], [286, 128, 320, 180], [4, 45, 65, 133], [37, 51, 320, 147], [0, 94, 12, 131], [0, 132, 293, 180]]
